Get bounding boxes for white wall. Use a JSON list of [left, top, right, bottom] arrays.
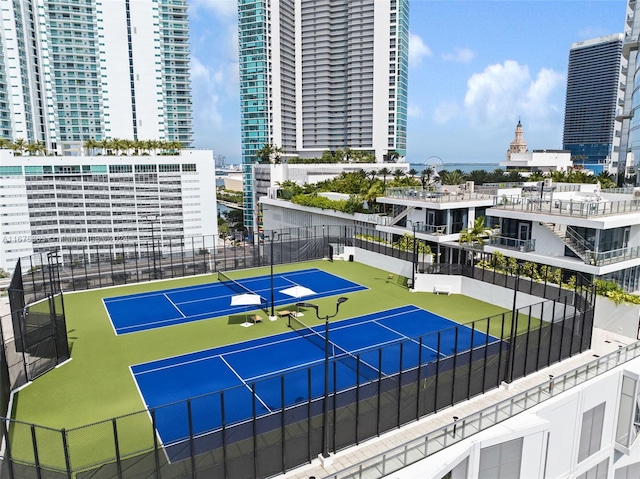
[[594, 297, 639, 338], [392, 356, 640, 479]]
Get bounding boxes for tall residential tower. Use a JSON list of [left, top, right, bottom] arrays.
[[562, 34, 623, 174], [238, 0, 409, 232], [0, 0, 193, 156]]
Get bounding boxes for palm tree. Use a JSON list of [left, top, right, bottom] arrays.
[[420, 168, 434, 188], [393, 168, 406, 181], [25, 142, 39, 156], [378, 167, 392, 191], [83, 138, 98, 156], [459, 216, 493, 246], [10, 138, 26, 155], [408, 168, 418, 178], [31, 141, 45, 156], [98, 138, 110, 155], [440, 169, 466, 185], [0, 137, 10, 149]]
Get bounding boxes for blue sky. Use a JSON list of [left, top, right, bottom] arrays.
[[188, 0, 627, 166]]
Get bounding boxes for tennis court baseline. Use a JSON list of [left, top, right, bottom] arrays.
[[103, 268, 365, 334], [131, 304, 501, 453]]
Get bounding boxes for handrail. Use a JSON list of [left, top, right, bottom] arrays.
[[564, 227, 590, 256], [328, 341, 640, 479]]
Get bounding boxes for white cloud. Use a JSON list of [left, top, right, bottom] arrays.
[[407, 103, 423, 118], [442, 47, 475, 63], [463, 60, 564, 130], [409, 33, 432, 67], [433, 101, 460, 124]]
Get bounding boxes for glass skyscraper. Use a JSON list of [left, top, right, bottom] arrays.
[[238, 0, 409, 232], [562, 34, 623, 174], [0, 0, 193, 155]]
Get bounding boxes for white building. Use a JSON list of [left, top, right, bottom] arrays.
[[502, 122, 574, 175], [0, 149, 216, 272], [238, 0, 410, 232], [501, 150, 574, 176], [0, 0, 192, 154], [262, 179, 640, 293]]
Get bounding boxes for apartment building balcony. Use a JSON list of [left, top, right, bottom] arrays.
[[586, 245, 640, 267], [492, 195, 640, 218], [488, 235, 536, 253]]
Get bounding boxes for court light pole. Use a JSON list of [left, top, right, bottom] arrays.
[[296, 297, 349, 460], [144, 215, 159, 280], [267, 231, 289, 320]]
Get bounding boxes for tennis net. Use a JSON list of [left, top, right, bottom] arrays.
[[288, 314, 380, 381], [218, 271, 268, 314]]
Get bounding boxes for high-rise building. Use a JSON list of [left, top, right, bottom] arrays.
[[237, 0, 409, 232], [618, 0, 640, 184], [0, 0, 193, 156], [563, 34, 623, 175]]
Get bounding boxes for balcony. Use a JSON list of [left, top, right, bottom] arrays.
[[488, 235, 536, 252], [384, 187, 494, 204], [492, 195, 640, 218], [586, 246, 640, 266]]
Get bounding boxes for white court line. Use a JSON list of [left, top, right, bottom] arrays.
[[101, 298, 120, 336], [134, 333, 311, 374], [164, 293, 186, 318], [373, 316, 445, 358], [104, 281, 222, 303], [220, 356, 272, 413]]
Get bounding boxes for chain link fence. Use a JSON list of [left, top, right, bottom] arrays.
[[0, 228, 596, 478]]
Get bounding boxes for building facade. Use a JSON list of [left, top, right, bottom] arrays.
[[563, 34, 623, 175], [0, 149, 216, 272], [238, 0, 409, 232], [617, 0, 640, 183], [0, 0, 193, 156]]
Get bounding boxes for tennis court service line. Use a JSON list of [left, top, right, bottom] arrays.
[[219, 356, 272, 413], [164, 293, 186, 318]]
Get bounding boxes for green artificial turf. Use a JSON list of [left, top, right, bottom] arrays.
[[9, 260, 529, 469]]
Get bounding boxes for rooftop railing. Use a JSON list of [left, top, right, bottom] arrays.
[[330, 341, 640, 479], [385, 187, 494, 203], [492, 195, 640, 218]]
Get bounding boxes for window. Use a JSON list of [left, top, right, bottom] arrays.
[[616, 374, 640, 448], [577, 458, 608, 479], [615, 462, 640, 479], [579, 403, 605, 462], [478, 437, 523, 479]]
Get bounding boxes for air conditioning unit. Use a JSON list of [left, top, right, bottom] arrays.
[[633, 187, 640, 199], [465, 181, 475, 193], [267, 187, 278, 199], [543, 178, 553, 188]]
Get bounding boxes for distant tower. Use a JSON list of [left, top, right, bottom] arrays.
[[563, 34, 623, 174], [507, 120, 528, 160]]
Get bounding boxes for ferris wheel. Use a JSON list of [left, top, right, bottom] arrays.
[[424, 156, 443, 176]]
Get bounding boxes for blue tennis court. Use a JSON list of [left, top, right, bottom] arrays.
[[103, 268, 365, 334], [131, 305, 502, 455]]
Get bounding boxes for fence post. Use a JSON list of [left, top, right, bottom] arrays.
[[151, 409, 160, 478], [112, 419, 122, 479], [30, 424, 41, 479], [60, 428, 72, 479], [1, 419, 14, 479]]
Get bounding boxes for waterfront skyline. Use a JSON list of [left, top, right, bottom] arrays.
[[189, 0, 626, 165]]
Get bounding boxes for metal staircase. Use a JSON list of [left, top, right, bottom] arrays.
[[540, 222, 591, 262]]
